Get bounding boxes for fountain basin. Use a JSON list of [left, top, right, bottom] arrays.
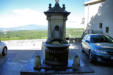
[[44, 43, 69, 67]]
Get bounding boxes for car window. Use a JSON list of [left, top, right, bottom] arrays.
[[87, 35, 90, 42], [105, 35, 113, 43], [91, 35, 113, 43], [83, 35, 87, 40]]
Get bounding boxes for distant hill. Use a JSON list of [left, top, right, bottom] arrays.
[[0, 24, 47, 31]]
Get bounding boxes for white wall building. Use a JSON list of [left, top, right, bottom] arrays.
[[84, 0, 113, 37]]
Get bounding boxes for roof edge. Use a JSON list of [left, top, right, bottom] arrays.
[[84, 0, 106, 6]]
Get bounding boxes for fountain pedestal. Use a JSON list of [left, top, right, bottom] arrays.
[[44, 43, 69, 67]]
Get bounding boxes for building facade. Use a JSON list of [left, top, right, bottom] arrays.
[[84, 0, 113, 37]]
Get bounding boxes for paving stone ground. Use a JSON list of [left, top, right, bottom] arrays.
[[0, 40, 113, 75]]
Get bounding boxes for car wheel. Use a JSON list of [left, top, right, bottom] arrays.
[[2, 47, 7, 56], [89, 50, 94, 63]]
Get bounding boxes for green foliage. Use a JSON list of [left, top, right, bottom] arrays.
[[66, 28, 84, 38], [0, 30, 48, 40], [0, 28, 84, 41]]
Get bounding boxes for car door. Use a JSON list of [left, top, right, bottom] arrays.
[[84, 35, 91, 54], [0, 41, 2, 53], [82, 35, 88, 51], [82, 35, 91, 54]]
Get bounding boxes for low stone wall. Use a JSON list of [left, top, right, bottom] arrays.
[[3, 39, 46, 50]]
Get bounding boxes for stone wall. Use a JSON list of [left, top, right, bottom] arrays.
[[84, 0, 113, 37]]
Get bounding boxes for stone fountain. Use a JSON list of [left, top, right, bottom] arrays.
[[44, 0, 70, 69], [33, 0, 81, 71], [21, 1, 94, 74]]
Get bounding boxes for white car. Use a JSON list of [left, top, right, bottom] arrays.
[[0, 41, 7, 56]]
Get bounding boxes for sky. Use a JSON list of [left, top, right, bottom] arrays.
[[0, 0, 85, 28]]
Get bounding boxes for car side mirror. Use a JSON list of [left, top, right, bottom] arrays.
[[86, 40, 90, 43]]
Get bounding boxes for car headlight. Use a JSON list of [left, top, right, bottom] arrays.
[[95, 50, 107, 54]]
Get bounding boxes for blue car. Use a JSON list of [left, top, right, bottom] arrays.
[[81, 34, 113, 63], [0, 41, 7, 56]]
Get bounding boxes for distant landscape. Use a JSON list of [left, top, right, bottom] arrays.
[[0, 24, 47, 31], [0, 28, 84, 41]]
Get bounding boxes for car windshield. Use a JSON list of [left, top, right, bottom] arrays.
[[91, 35, 113, 43]]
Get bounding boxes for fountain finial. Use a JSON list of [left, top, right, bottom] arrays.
[[55, 0, 59, 3]]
